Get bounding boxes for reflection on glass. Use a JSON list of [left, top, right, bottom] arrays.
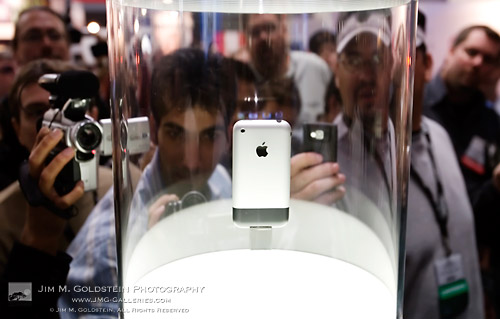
[[60, 1, 416, 318], [335, 10, 397, 260]]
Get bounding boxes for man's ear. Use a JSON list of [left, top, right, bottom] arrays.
[[424, 53, 434, 82]]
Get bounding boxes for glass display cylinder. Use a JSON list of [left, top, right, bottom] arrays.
[[106, 0, 417, 318]]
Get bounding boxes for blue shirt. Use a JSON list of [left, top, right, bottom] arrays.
[[58, 150, 232, 318]]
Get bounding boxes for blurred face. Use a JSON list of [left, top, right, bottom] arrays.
[[319, 42, 337, 72], [0, 59, 16, 97], [12, 83, 51, 150], [14, 10, 70, 66], [413, 49, 432, 106], [335, 33, 392, 130], [443, 29, 500, 90], [157, 106, 228, 193], [412, 48, 433, 131], [247, 14, 288, 77]]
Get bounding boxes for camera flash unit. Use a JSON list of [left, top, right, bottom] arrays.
[[310, 130, 325, 140]]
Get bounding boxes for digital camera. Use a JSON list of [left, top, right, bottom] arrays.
[[41, 107, 103, 195], [39, 72, 103, 195], [39, 71, 150, 196]]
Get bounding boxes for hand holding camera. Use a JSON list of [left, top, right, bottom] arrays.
[[290, 152, 346, 205], [147, 194, 180, 229], [147, 191, 207, 229], [19, 70, 150, 219], [38, 71, 103, 196], [289, 123, 346, 206], [29, 127, 85, 207], [18, 70, 101, 220], [20, 127, 85, 254]]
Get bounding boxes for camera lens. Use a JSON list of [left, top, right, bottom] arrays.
[[76, 122, 102, 152], [180, 191, 207, 209]]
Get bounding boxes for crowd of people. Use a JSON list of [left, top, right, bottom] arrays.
[[0, 4, 499, 319]]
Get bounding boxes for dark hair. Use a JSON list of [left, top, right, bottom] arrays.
[[242, 13, 284, 33], [417, 11, 426, 33], [417, 43, 427, 56], [417, 11, 427, 54], [150, 48, 237, 128], [324, 77, 342, 113], [257, 78, 301, 113], [9, 59, 76, 120], [228, 59, 256, 83], [309, 30, 336, 54], [452, 25, 500, 50], [12, 6, 69, 51]]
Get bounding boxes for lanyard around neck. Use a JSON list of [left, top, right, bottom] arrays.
[[410, 130, 451, 255]]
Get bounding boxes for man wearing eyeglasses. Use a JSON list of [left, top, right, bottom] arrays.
[[245, 14, 332, 128], [403, 12, 485, 319], [334, 12, 393, 136], [0, 59, 113, 277], [12, 6, 70, 66], [0, 6, 71, 191], [424, 24, 500, 317], [332, 10, 397, 228]]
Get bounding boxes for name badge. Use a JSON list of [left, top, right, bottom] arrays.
[[461, 136, 486, 175], [434, 254, 469, 318]]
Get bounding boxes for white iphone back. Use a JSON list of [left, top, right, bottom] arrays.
[[232, 119, 291, 227]]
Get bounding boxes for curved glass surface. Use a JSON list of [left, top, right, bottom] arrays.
[[106, 1, 417, 318]]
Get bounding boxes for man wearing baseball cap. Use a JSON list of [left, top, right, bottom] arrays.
[[334, 10, 393, 135], [289, 10, 393, 209], [332, 10, 396, 225], [404, 11, 485, 319]]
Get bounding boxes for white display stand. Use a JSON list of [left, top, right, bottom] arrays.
[[124, 199, 397, 318]]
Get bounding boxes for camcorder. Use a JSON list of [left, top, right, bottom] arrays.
[[38, 70, 150, 196]]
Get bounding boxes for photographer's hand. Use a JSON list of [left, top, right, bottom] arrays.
[[290, 152, 346, 205], [21, 127, 84, 255], [148, 194, 180, 229], [29, 127, 84, 207]]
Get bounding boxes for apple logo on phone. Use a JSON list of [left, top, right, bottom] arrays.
[[256, 142, 268, 157]]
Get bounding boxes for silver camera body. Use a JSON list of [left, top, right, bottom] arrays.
[[38, 71, 151, 196], [100, 116, 151, 156], [42, 104, 103, 192]]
